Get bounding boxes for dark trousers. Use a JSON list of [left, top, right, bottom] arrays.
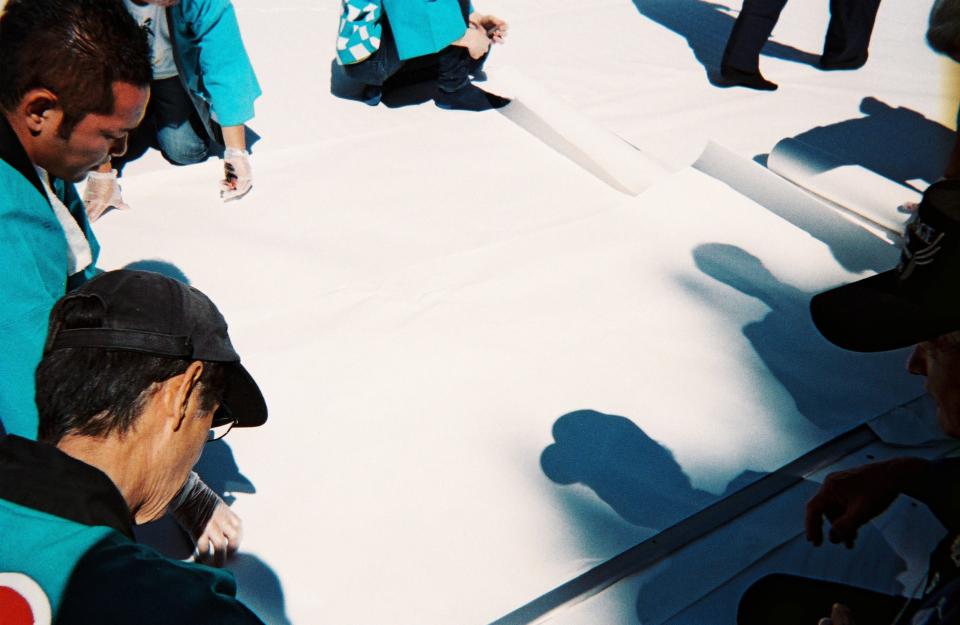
[[342, 0, 484, 94], [721, 0, 882, 72], [737, 574, 917, 625], [115, 76, 210, 172]]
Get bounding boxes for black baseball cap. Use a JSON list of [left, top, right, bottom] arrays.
[[43, 269, 267, 427], [811, 179, 960, 352]]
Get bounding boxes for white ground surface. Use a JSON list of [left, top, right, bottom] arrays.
[[89, 1, 958, 623]]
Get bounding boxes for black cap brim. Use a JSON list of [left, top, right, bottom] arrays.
[[216, 363, 268, 428], [810, 269, 956, 352]]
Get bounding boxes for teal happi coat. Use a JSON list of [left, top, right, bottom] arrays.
[[0, 119, 99, 439], [382, 0, 469, 60]]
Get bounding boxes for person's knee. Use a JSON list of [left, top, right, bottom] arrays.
[[157, 126, 209, 165]]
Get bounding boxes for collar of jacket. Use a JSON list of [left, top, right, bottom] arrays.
[[0, 435, 135, 539], [0, 114, 50, 205]]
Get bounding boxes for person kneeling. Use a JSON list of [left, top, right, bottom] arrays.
[[337, 0, 510, 111], [0, 270, 268, 623]]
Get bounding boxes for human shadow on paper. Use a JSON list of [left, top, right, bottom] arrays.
[[687, 243, 920, 432], [630, 0, 820, 82], [755, 97, 956, 190], [541, 410, 764, 532], [123, 260, 291, 625], [541, 409, 905, 624]]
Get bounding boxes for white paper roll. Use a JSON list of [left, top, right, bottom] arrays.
[[488, 66, 669, 196], [767, 137, 921, 237]]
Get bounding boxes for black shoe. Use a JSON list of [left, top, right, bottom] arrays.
[[719, 66, 778, 91], [818, 55, 867, 71], [435, 83, 511, 111]]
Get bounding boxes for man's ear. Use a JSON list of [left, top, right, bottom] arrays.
[[20, 88, 61, 137], [169, 361, 205, 433]]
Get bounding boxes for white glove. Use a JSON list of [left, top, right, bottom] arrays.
[[220, 147, 253, 202], [82, 169, 129, 222], [170, 472, 242, 566]]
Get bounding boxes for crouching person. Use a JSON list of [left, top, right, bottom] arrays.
[[737, 180, 960, 625], [0, 270, 268, 623], [85, 0, 262, 219], [337, 0, 510, 111]]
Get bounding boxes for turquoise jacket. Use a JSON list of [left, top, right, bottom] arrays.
[[167, 0, 261, 129], [0, 499, 114, 615], [0, 119, 99, 440], [0, 436, 265, 624], [382, 0, 469, 61]]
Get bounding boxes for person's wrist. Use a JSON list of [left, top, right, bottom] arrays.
[[224, 147, 248, 158], [87, 169, 118, 180], [453, 27, 470, 47], [882, 457, 929, 491]]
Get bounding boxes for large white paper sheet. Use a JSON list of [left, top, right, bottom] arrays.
[[81, 0, 955, 622]]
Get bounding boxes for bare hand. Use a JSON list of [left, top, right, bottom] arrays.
[[462, 25, 492, 59], [818, 602, 856, 625], [469, 13, 508, 42], [194, 500, 243, 567], [805, 462, 903, 548]]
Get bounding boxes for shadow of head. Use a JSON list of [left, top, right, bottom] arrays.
[[195, 439, 256, 504], [123, 260, 191, 285], [785, 96, 955, 186], [692, 243, 794, 305], [541, 410, 713, 528]]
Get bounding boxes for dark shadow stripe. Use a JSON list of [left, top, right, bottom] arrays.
[[488, 425, 878, 625]]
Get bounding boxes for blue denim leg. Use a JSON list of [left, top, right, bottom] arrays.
[[437, 45, 472, 93], [151, 77, 210, 166], [342, 14, 403, 87]]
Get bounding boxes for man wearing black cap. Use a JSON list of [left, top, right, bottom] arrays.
[[737, 180, 960, 625], [0, 270, 267, 624]]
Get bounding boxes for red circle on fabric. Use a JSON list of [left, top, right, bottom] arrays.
[[0, 586, 34, 625]]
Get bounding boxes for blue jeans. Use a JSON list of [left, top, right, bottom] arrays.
[[117, 77, 210, 170]]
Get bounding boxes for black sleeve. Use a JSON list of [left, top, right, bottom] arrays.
[[903, 457, 960, 532], [57, 533, 266, 625]]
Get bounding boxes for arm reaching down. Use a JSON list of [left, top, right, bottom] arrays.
[[170, 471, 243, 566]]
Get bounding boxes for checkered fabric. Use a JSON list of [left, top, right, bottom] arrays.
[[336, 0, 382, 65]]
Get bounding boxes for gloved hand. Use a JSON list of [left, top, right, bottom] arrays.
[[220, 147, 253, 202], [82, 169, 129, 222], [170, 472, 243, 566]]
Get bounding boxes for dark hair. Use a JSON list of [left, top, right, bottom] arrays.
[[36, 294, 226, 444], [0, 0, 152, 137]]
